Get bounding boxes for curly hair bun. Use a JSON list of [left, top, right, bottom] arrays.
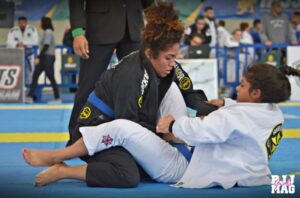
[[142, 1, 184, 52], [145, 2, 180, 28]]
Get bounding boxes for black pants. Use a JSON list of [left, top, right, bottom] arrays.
[[83, 147, 140, 187], [68, 36, 140, 135], [28, 55, 60, 99]]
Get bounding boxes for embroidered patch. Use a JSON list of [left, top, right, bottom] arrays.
[[80, 107, 91, 119], [138, 96, 143, 108], [266, 123, 283, 160], [102, 135, 113, 146], [179, 76, 191, 90], [138, 69, 149, 108]]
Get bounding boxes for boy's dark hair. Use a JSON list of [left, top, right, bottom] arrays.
[[204, 6, 213, 12], [18, 16, 27, 21], [41, 17, 54, 31], [253, 19, 260, 26], [244, 64, 300, 103], [218, 20, 225, 27]]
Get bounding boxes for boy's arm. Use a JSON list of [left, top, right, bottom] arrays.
[[171, 111, 235, 146]]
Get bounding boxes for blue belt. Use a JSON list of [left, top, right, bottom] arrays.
[[87, 91, 115, 119], [170, 143, 192, 162]]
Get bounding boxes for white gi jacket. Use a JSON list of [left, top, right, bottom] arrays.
[[205, 18, 217, 47], [217, 26, 230, 47], [6, 25, 39, 48], [172, 98, 284, 189]]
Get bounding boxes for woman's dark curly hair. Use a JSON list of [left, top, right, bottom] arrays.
[[141, 2, 184, 58], [244, 64, 300, 103]]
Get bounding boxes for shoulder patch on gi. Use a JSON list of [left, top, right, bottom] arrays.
[[80, 107, 91, 119], [174, 63, 192, 91], [265, 123, 283, 160], [179, 76, 191, 90]]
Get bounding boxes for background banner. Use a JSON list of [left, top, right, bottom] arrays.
[[0, 48, 24, 103]]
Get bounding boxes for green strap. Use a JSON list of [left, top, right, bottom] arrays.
[[72, 28, 85, 37]]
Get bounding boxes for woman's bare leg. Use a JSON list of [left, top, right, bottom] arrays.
[[35, 163, 87, 186], [22, 138, 88, 167]]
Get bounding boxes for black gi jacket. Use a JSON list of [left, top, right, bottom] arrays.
[[72, 49, 175, 144], [71, 49, 217, 144], [94, 50, 174, 132]]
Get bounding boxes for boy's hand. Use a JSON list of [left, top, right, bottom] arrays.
[[206, 99, 224, 108], [156, 115, 174, 134]]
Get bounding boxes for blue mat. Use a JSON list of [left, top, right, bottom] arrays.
[[0, 140, 299, 198], [0, 104, 299, 198]]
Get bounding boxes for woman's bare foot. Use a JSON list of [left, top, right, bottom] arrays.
[[22, 148, 59, 167], [35, 163, 67, 186]]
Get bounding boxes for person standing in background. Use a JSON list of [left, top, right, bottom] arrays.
[[68, 0, 154, 135], [203, 6, 217, 57], [184, 15, 211, 46], [6, 16, 39, 84], [291, 12, 300, 43], [26, 17, 60, 104], [240, 22, 254, 61], [260, 0, 298, 46], [6, 16, 38, 49], [217, 20, 230, 47], [250, 19, 261, 44], [260, 1, 298, 65]]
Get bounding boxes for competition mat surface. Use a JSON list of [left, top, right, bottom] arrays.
[[0, 103, 299, 198]]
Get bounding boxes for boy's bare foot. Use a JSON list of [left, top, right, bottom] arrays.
[[35, 163, 67, 186], [22, 148, 59, 167]]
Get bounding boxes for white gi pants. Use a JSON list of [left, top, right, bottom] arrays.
[[79, 83, 189, 183]]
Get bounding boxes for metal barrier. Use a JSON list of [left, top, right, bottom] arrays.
[[0, 43, 293, 100], [215, 43, 289, 97]]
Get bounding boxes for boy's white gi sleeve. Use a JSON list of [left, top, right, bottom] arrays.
[[172, 110, 235, 146], [223, 98, 237, 106]]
